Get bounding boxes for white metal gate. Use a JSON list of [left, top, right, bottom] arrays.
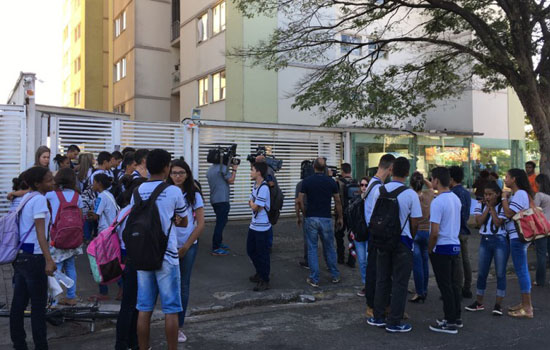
[[198, 125, 343, 219], [0, 105, 26, 214]]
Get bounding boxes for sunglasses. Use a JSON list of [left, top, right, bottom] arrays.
[[360, 184, 368, 187]]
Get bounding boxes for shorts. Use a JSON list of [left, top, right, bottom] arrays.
[[137, 261, 182, 314]]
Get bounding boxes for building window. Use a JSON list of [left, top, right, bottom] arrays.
[[115, 17, 121, 37], [212, 70, 226, 102], [122, 57, 126, 78], [122, 11, 127, 30], [114, 104, 126, 114], [115, 10, 127, 38], [198, 77, 208, 106], [74, 23, 81, 42], [114, 57, 127, 82], [340, 34, 362, 55], [73, 90, 81, 106], [73, 56, 81, 73], [63, 26, 68, 42], [212, 1, 226, 35], [197, 13, 208, 42]]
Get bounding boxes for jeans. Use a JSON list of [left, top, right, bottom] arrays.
[[412, 230, 429, 297], [115, 262, 138, 350], [302, 224, 308, 261], [430, 253, 462, 324], [355, 240, 368, 284], [137, 261, 182, 314], [304, 217, 340, 283], [510, 238, 531, 294], [212, 202, 230, 250], [365, 244, 378, 308], [10, 253, 48, 350], [83, 219, 93, 241], [178, 244, 198, 327], [373, 243, 413, 326], [247, 228, 272, 282], [458, 235, 472, 292], [477, 235, 509, 297], [56, 256, 77, 299], [534, 237, 548, 285]]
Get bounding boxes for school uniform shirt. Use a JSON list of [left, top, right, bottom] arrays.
[[176, 192, 204, 248], [9, 196, 23, 213], [505, 189, 530, 240], [370, 181, 423, 249], [473, 202, 507, 236], [94, 190, 119, 232], [116, 205, 132, 251], [78, 168, 94, 192], [91, 169, 114, 190], [130, 181, 187, 265], [364, 176, 383, 225], [430, 191, 462, 255], [249, 181, 271, 232], [18, 192, 51, 255]]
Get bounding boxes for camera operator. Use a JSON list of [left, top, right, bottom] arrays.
[[335, 163, 357, 267], [255, 154, 278, 187], [207, 159, 238, 256]]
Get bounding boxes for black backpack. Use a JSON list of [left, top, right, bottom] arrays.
[[369, 185, 410, 252], [259, 183, 285, 225], [345, 180, 381, 242], [339, 177, 360, 210], [123, 182, 171, 271]]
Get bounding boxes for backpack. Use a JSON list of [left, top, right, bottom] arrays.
[[86, 210, 130, 285], [340, 177, 360, 209], [369, 185, 410, 252], [345, 179, 381, 242], [0, 192, 39, 265], [123, 182, 171, 271], [50, 191, 84, 249], [259, 183, 285, 225]]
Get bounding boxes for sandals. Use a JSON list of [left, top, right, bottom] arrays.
[[508, 303, 523, 312], [58, 297, 78, 306], [508, 308, 534, 319]]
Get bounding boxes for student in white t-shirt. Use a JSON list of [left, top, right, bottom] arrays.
[[132, 149, 187, 350], [45, 168, 84, 306], [247, 162, 272, 292], [466, 181, 509, 316], [167, 159, 205, 343], [10, 166, 57, 350], [502, 168, 534, 318], [428, 167, 462, 334]]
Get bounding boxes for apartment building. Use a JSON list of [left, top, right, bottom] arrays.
[[61, 0, 107, 110]]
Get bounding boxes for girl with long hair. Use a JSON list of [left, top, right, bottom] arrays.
[[167, 159, 205, 343], [466, 181, 509, 316], [533, 173, 550, 286], [502, 168, 534, 318], [34, 146, 51, 168]]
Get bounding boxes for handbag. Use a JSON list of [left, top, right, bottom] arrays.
[[512, 197, 550, 243]]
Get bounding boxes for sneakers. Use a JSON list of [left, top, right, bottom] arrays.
[[306, 278, 319, 288], [253, 280, 270, 292], [492, 304, 503, 316], [331, 277, 341, 284], [366, 317, 386, 327], [178, 330, 187, 343], [211, 248, 229, 256], [429, 321, 458, 334], [299, 260, 310, 270], [357, 288, 366, 297], [249, 274, 261, 283], [436, 318, 463, 328], [385, 323, 412, 333], [220, 243, 230, 250], [465, 301, 485, 312]]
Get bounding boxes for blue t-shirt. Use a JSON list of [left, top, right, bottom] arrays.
[[300, 173, 338, 218], [430, 191, 462, 255], [451, 184, 472, 235]]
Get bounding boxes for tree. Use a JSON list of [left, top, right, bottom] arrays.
[[230, 0, 550, 173]]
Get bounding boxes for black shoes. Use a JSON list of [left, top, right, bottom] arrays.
[[253, 280, 270, 292], [408, 294, 426, 303], [249, 274, 261, 283]]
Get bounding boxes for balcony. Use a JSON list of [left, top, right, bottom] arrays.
[[171, 20, 180, 43]]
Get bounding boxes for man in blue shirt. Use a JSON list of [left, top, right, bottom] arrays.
[[298, 158, 343, 287], [449, 166, 473, 299]]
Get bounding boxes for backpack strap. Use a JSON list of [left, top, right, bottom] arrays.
[[388, 185, 409, 198]]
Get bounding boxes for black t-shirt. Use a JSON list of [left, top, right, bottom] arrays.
[[300, 173, 338, 218]]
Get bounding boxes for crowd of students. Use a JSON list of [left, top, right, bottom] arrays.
[[6, 145, 214, 350]]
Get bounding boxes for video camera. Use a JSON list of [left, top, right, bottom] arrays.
[[206, 144, 241, 166], [247, 145, 283, 172], [300, 159, 338, 179]]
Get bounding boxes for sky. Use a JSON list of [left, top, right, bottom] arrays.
[[0, 0, 63, 105]]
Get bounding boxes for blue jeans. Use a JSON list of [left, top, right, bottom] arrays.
[[247, 228, 272, 282], [56, 256, 77, 299], [137, 261, 182, 314], [10, 253, 48, 350], [510, 238, 531, 294], [178, 244, 198, 328], [534, 237, 548, 285], [83, 219, 93, 241], [304, 217, 340, 283], [212, 202, 230, 250], [413, 230, 430, 297], [477, 235, 509, 297], [355, 240, 368, 284]]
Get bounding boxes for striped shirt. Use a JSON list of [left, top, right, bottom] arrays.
[[249, 181, 271, 232], [505, 189, 530, 240], [473, 202, 507, 236]]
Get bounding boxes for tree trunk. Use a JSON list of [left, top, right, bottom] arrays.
[[538, 132, 550, 176]]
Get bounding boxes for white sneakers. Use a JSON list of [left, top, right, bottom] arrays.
[[178, 330, 187, 343]]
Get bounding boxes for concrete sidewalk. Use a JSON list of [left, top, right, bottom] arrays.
[[0, 217, 547, 345]]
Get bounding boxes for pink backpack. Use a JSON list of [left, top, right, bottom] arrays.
[[86, 210, 130, 285], [50, 191, 84, 249]]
